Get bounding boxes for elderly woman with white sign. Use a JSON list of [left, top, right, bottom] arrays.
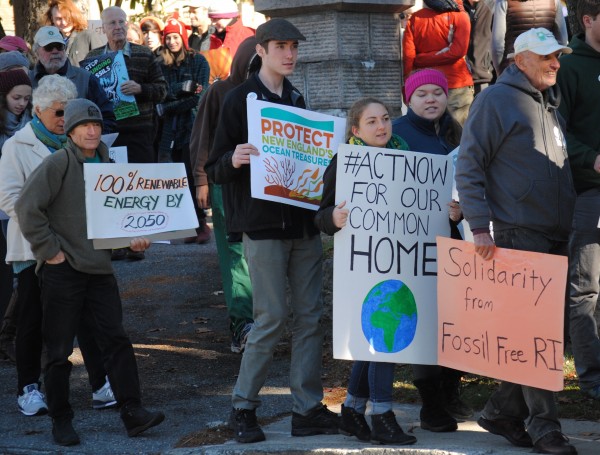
[[0, 75, 114, 419]]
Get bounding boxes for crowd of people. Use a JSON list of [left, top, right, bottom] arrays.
[[0, 0, 598, 454]]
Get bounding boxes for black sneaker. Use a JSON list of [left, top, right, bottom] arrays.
[[291, 404, 339, 436], [477, 416, 533, 447], [121, 405, 165, 437], [229, 408, 265, 443], [52, 418, 80, 446], [533, 431, 577, 455], [370, 410, 417, 445], [339, 404, 370, 441]]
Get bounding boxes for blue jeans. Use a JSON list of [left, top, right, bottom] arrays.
[[346, 361, 394, 414], [40, 261, 141, 419], [568, 188, 600, 392], [232, 234, 324, 415], [481, 227, 566, 443]]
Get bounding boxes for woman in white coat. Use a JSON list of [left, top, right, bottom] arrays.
[[0, 75, 114, 417]]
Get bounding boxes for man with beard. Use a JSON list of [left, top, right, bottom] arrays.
[[30, 26, 116, 133]]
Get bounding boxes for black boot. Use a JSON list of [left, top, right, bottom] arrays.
[[121, 404, 165, 437], [339, 404, 370, 441], [370, 410, 417, 445], [441, 368, 473, 421], [52, 418, 80, 446], [413, 377, 458, 432]]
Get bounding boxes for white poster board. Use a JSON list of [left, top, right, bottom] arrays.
[[333, 144, 453, 365], [247, 98, 346, 210], [84, 163, 198, 248]]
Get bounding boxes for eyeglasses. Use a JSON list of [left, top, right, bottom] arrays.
[[46, 107, 65, 117], [43, 42, 65, 52], [104, 19, 128, 29]]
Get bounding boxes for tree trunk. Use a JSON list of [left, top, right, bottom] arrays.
[[565, 0, 581, 37], [12, 0, 48, 43]]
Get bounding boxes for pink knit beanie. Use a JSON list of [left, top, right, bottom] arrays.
[[404, 69, 449, 103]]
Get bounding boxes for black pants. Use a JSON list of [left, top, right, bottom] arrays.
[[15, 265, 108, 394], [40, 262, 141, 419]]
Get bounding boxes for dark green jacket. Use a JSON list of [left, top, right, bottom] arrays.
[[557, 33, 600, 194]]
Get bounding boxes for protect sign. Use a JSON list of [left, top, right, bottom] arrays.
[[437, 237, 567, 391], [247, 98, 346, 210]]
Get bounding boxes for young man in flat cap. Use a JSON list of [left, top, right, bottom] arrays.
[[15, 99, 164, 446], [206, 18, 339, 443]]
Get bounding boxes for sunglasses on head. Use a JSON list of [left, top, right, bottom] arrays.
[[47, 107, 65, 117], [43, 42, 65, 52]]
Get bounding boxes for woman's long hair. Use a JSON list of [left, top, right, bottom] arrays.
[[42, 0, 88, 33]]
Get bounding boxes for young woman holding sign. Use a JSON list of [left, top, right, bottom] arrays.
[[315, 97, 417, 446], [392, 68, 471, 433]]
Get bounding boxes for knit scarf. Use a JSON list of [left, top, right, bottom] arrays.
[[348, 133, 409, 151], [30, 115, 67, 153]]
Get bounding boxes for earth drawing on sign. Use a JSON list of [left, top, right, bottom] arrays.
[[361, 280, 418, 353]]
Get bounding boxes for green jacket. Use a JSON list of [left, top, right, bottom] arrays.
[[557, 33, 600, 194], [15, 139, 113, 274]]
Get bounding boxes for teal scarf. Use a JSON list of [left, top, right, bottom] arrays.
[[30, 115, 67, 153], [348, 133, 409, 151]]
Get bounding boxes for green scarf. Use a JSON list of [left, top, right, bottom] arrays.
[[30, 115, 67, 153], [348, 133, 409, 151]]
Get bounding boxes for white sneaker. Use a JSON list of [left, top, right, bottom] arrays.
[[18, 384, 48, 416], [92, 377, 117, 409]]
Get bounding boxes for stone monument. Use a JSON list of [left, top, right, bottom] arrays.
[[254, 0, 413, 117]]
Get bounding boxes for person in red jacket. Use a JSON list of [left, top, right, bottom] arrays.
[[403, 0, 474, 126], [207, 0, 254, 60]]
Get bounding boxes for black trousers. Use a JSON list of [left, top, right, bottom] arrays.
[[15, 265, 108, 394], [40, 261, 141, 419]]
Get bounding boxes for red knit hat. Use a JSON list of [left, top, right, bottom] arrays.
[[404, 69, 449, 103], [0, 69, 32, 94], [162, 17, 189, 50]]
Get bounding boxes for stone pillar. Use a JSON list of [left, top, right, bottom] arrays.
[[254, 0, 413, 117]]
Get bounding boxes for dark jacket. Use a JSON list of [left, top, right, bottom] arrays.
[[205, 73, 316, 238], [157, 50, 209, 157], [456, 64, 576, 240], [15, 139, 113, 274], [190, 36, 258, 186], [392, 109, 457, 155], [86, 43, 167, 132], [464, 0, 494, 85], [557, 33, 600, 194]]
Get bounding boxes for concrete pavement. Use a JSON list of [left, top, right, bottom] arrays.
[[167, 403, 600, 455]]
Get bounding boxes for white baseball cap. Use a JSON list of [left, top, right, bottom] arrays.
[[34, 26, 64, 47], [507, 27, 572, 59]]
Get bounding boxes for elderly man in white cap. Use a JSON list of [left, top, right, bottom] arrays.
[[30, 26, 116, 133], [456, 27, 577, 455]]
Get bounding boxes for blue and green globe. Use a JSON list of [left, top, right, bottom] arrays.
[[361, 280, 418, 353]]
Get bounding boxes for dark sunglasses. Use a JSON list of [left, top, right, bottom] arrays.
[[43, 42, 65, 52], [47, 107, 65, 117]]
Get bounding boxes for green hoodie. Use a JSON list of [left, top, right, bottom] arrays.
[[557, 33, 600, 194]]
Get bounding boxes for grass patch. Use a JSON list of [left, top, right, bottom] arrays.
[[388, 357, 600, 421]]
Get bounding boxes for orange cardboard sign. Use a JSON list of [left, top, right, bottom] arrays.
[[436, 237, 567, 391]]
